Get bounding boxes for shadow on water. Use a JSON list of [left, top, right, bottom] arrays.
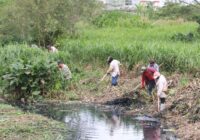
[[17, 102, 179, 140]]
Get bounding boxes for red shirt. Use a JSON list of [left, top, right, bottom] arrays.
[[141, 67, 156, 87]]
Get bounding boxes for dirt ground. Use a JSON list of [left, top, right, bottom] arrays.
[[77, 71, 200, 140]]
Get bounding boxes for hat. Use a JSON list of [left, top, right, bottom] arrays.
[[140, 66, 147, 73], [153, 72, 161, 79], [107, 56, 113, 64]]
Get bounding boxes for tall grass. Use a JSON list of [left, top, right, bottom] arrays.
[[57, 20, 200, 72]]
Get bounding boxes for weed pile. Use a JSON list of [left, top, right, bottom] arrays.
[[169, 78, 200, 122]]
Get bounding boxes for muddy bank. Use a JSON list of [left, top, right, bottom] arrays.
[[77, 73, 200, 140]]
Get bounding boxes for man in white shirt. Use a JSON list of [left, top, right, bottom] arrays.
[[106, 56, 120, 86], [154, 72, 168, 112], [47, 45, 58, 53]]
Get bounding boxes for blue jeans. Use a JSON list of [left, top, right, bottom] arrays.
[[111, 75, 119, 86]]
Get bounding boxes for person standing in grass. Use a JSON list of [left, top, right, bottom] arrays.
[[141, 66, 157, 96], [153, 72, 168, 112], [105, 56, 121, 86], [148, 59, 159, 72]]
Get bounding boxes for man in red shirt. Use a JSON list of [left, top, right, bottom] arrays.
[[141, 66, 156, 96]]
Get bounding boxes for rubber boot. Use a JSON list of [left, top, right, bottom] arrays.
[[160, 103, 165, 111]]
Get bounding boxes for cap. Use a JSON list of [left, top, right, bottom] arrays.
[[107, 56, 113, 64], [140, 66, 147, 73]]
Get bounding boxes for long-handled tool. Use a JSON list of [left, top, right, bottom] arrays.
[[100, 73, 108, 82], [91, 74, 109, 91], [132, 83, 141, 92]]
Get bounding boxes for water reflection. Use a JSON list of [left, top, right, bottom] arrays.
[[106, 113, 121, 136], [62, 105, 143, 140], [143, 126, 161, 140], [33, 103, 178, 140], [139, 120, 178, 140]]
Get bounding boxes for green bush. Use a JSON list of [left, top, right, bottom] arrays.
[[155, 2, 200, 21], [0, 0, 101, 46], [92, 11, 151, 28], [171, 32, 195, 42], [2, 60, 60, 100], [0, 45, 71, 101]]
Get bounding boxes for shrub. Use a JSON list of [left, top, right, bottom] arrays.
[[92, 11, 151, 28], [0, 0, 101, 46], [171, 32, 195, 42], [2, 60, 61, 100], [155, 2, 200, 21], [0, 45, 71, 101]]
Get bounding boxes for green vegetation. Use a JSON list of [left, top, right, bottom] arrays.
[[0, 103, 68, 140], [0, 0, 101, 46], [92, 11, 151, 28], [155, 2, 200, 20], [0, 4, 199, 101], [58, 17, 200, 72], [0, 2, 200, 139], [0, 45, 71, 101]]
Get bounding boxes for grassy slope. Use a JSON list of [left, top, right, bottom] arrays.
[[60, 20, 200, 72], [0, 103, 68, 140]]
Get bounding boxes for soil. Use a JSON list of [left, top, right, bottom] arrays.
[[77, 71, 200, 140]]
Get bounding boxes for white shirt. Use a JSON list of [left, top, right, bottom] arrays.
[[109, 60, 120, 77], [50, 46, 58, 53], [61, 64, 72, 79], [156, 75, 168, 98]]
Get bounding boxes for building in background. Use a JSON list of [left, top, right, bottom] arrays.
[[98, 0, 165, 10]]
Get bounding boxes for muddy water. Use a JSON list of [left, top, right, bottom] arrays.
[[32, 102, 178, 140]]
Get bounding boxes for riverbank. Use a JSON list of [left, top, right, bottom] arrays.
[[0, 68, 199, 140], [75, 69, 200, 140], [0, 100, 68, 140]]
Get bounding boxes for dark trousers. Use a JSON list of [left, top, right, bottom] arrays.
[[147, 80, 155, 96]]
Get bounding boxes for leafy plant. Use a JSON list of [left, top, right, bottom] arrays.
[[171, 32, 195, 42], [2, 60, 62, 100]]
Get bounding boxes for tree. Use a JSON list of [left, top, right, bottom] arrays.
[[0, 0, 102, 46], [179, 0, 200, 7]]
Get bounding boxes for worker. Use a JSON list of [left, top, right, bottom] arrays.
[[47, 45, 58, 53], [57, 61, 72, 80], [141, 66, 156, 96], [148, 59, 159, 72], [153, 72, 168, 112], [106, 56, 121, 86]]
